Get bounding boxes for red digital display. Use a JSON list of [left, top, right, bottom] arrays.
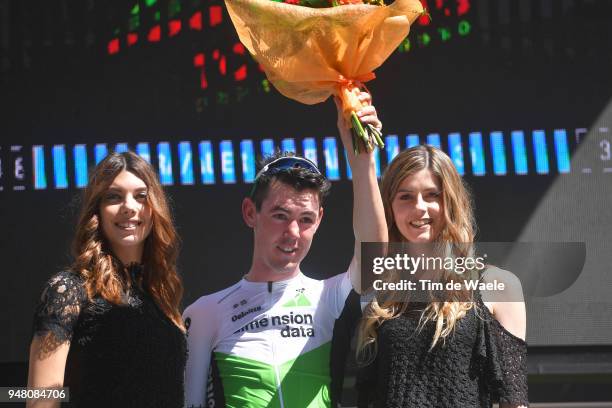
[[106, 0, 472, 107]]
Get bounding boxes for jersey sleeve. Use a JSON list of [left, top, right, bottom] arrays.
[[183, 296, 218, 408], [322, 266, 354, 319]]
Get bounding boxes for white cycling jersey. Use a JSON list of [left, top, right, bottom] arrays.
[[183, 269, 353, 408]]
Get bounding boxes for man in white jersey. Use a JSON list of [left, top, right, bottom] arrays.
[[184, 92, 386, 408]]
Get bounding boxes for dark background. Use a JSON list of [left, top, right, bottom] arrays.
[[1, 0, 612, 402]]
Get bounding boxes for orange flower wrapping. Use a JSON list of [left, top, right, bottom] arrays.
[[225, 0, 425, 153], [224, 0, 424, 149]]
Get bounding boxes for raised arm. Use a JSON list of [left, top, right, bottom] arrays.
[[334, 92, 388, 293]]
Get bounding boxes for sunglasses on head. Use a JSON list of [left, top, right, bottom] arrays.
[[250, 156, 322, 197]]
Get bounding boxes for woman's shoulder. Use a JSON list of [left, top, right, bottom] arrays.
[[42, 270, 86, 296], [37, 270, 88, 312], [33, 270, 89, 345], [478, 265, 526, 341], [479, 265, 524, 302], [46, 269, 86, 286], [481, 265, 522, 286]]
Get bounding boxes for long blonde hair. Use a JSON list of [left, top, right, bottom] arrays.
[[357, 145, 476, 362], [71, 152, 184, 329]]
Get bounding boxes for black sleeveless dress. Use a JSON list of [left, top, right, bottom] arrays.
[[32, 268, 186, 408], [357, 295, 528, 408]]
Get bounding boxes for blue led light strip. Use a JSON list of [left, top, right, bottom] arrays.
[[554, 129, 570, 173], [5, 128, 582, 191], [199, 141, 215, 184], [136, 143, 151, 163], [426, 134, 441, 149], [94, 144, 108, 164], [73, 145, 88, 188], [490, 131, 507, 176], [52, 145, 68, 189], [533, 130, 550, 174], [447, 133, 464, 176], [344, 149, 352, 180], [33, 145, 47, 190], [219, 140, 236, 184], [385, 135, 400, 165], [281, 138, 296, 154], [323, 137, 340, 181], [240, 140, 255, 183], [469, 132, 486, 176], [178, 142, 194, 185], [302, 138, 318, 167], [115, 143, 129, 153], [511, 131, 528, 175], [261, 139, 274, 158], [157, 142, 174, 185], [406, 134, 420, 148]]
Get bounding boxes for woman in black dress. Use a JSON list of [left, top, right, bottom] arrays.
[[27, 152, 186, 407], [357, 145, 528, 408]]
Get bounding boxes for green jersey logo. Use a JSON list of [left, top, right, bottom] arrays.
[[282, 289, 311, 307]]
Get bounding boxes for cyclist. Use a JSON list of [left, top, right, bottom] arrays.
[[184, 92, 386, 407]]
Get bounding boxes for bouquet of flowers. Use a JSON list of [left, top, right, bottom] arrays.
[[273, 0, 385, 8], [224, 0, 424, 153]]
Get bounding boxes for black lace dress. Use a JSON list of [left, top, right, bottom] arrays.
[[32, 268, 186, 408], [357, 295, 528, 408]]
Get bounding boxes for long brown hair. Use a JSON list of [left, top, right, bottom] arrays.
[[357, 145, 477, 362], [71, 151, 184, 329]]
